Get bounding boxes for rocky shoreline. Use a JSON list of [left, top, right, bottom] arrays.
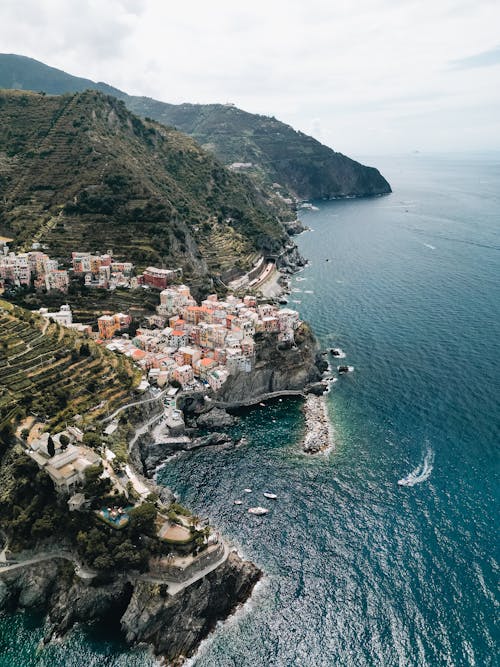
[[0, 551, 261, 665], [302, 394, 334, 454]]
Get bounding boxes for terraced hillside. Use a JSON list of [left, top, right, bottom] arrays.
[[0, 89, 289, 280], [0, 54, 391, 201], [0, 299, 139, 431]]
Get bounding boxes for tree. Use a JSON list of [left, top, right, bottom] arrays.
[[82, 432, 101, 449], [83, 463, 111, 499], [0, 423, 14, 458], [59, 434, 70, 450], [129, 502, 157, 537], [47, 435, 55, 457], [79, 343, 91, 357], [21, 428, 30, 441]]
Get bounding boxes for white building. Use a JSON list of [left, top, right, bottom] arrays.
[[38, 304, 73, 327]]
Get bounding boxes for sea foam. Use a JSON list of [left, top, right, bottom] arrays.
[[398, 445, 434, 487]]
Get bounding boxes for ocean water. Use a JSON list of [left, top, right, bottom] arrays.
[[1, 154, 499, 666]]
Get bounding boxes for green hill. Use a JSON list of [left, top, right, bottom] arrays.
[[0, 299, 138, 432], [0, 54, 391, 201], [0, 88, 288, 280]]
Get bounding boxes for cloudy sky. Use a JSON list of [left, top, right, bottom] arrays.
[[1, 0, 499, 155]]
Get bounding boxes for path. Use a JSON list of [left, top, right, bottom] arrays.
[[103, 388, 168, 423], [0, 551, 96, 580], [128, 411, 165, 453], [137, 542, 230, 596]]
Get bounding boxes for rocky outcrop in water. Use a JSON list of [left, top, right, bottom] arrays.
[[194, 407, 237, 429], [0, 551, 261, 664]]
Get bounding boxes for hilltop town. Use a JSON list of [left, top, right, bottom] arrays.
[[0, 235, 325, 664], [1, 242, 304, 397]]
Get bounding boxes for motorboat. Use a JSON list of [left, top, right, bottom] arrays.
[[234, 500, 243, 505], [248, 507, 269, 515], [263, 492, 277, 499], [244, 488, 252, 493]]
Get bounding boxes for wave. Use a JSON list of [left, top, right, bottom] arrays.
[[398, 445, 434, 487]]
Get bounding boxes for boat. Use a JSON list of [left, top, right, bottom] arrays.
[[263, 492, 277, 499], [248, 507, 269, 515], [244, 488, 252, 493], [259, 402, 266, 407], [234, 500, 243, 505]]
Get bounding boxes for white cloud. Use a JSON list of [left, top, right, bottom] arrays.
[[0, 0, 499, 153]]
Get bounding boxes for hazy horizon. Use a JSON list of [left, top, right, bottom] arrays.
[[1, 1, 499, 156]]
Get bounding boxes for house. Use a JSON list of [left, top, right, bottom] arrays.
[[38, 304, 73, 327], [68, 493, 89, 511], [27, 442, 101, 495], [172, 364, 194, 388], [98, 315, 118, 339], [142, 266, 176, 290]]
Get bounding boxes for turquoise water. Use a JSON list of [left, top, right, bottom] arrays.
[[2, 154, 499, 665]]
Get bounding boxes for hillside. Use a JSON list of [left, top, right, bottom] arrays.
[[126, 99, 391, 199], [0, 88, 289, 281], [0, 299, 138, 432], [0, 54, 391, 201]]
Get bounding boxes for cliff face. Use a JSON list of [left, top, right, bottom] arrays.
[[122, 552, 261, 661], [0, 54, 391, 203], [217, 325, 326, 405], [0, 552, 261, 664]]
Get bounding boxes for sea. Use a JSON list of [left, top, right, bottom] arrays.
[[1, 153, 499, 667]]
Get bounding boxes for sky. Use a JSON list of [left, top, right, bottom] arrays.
[[1, 0, 499, 155]]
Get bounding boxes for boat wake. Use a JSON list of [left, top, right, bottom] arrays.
[[398, 446, 434, 487], [423, 242, 436, 250]]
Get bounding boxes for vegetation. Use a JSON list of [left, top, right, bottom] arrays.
[[0, 300, 139, 431], [0, 53, 391, 201], [0, 88, 289, 282]]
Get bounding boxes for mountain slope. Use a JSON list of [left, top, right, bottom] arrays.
[[0, 89, 288, 280], [0, 54, 391, 200]]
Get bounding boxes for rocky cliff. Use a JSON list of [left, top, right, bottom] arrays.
[[0, 552, 261, 664], [122, 552, 261, 662], [216, 324, 327, 406]]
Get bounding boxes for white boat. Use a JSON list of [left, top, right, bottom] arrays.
[[248, 507, 269, 515], [234, 500, 243, 505], [244, 488, 252, 493], [263, 492, 277, 499]]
